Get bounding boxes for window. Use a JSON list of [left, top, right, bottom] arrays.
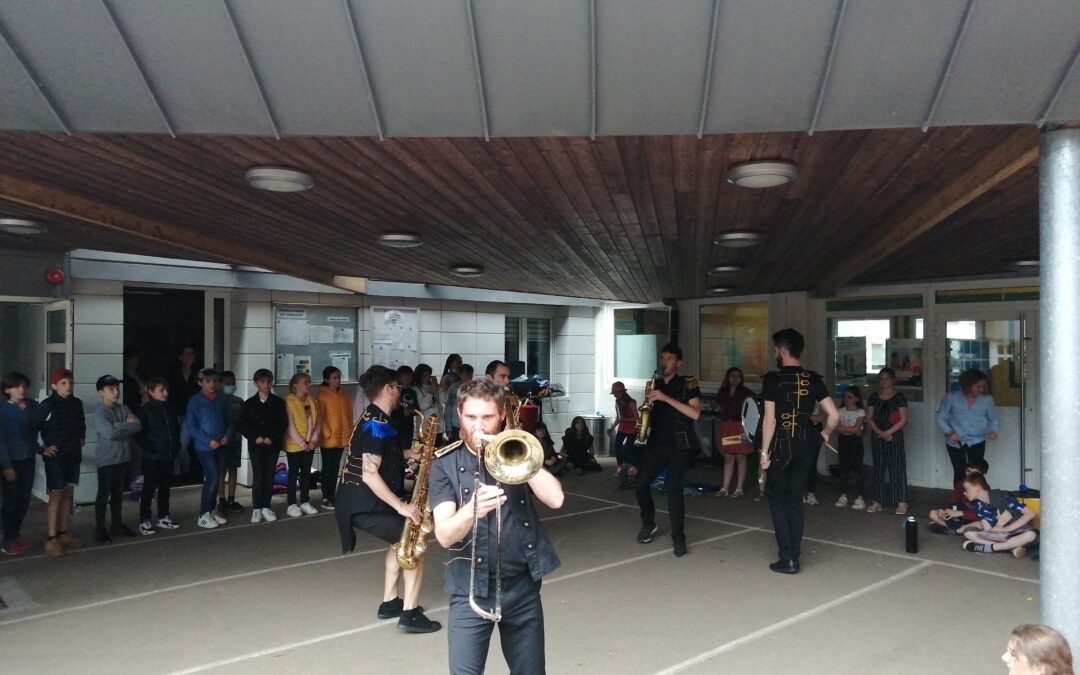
[[699, 302, 769, 384], [836, 319, 891, 372], [504, 317, 552, 380], [613, 308, 669, 379], [829, 315, 924, 401]]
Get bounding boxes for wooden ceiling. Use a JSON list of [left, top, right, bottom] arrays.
[[0, 125, 1039, 303]]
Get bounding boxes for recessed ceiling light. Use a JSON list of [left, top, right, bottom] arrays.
[[707, 286, 734, 295], [727, 160, 799, 188], [1009, 259, 1039, 270], [450, 264, 485, 277], [244, 167, 314, 192], [0, 218, 47, 235], [709, 265, 743, 274], [714, 231, 764, 248], [378, 233, 424, 248]]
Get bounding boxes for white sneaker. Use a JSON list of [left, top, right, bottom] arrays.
[[834, 495, 849, 508], [197, 512, 219, 529], [287, 504, 303, 518], [261, 508, 277, 522], [156, 516, 180, 530], [211, 512, 227, 525], [251, 509, 263, 524], [300, 502, 318, 516], [851, 497, 867, 511], [805, 493, 819, 506]]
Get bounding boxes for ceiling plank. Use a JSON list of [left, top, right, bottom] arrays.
[[0, 171, 350, 290], [815, 127, 1038, 295]]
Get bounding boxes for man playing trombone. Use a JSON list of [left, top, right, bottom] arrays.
[[430, 378, 564, 674]]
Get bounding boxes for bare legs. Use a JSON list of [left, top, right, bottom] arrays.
[[721, 454, 748, 494], [383, 546, 425, 610], [45, 486, 74, 537]]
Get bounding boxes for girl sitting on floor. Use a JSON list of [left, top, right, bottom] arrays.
[[960, 473, 1038, 559], [562, 416, 602, 475]]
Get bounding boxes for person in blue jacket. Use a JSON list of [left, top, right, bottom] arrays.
[[936, 368, 1000, 485], [1, 372, 39, 556], [184, 368, 233, 530]]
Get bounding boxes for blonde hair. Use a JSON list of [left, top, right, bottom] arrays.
[[288, 372, 311, 394], [1012, 624, 1074, 675]]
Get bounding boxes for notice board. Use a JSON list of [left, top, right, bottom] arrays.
[[370, 306, 419, 370], [273, 305, 359, 384]]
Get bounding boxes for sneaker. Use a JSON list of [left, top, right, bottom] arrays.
[[261, 508, 278, 522], [377, 597, 404, 619], [156, 516, 180, 530], [211, 512, 227, 525], [865, 502, 883, 513], [15, 536, 30, 548], [251, 509, 263, 524], [227, 499, 244, 513], [834, 495, 849, 508], [929, 523, 949, 535], [615, 465, 623, 477], [300, 502, 318, 516], [637, 524, 658, 544], [1, 541, 26, 556], [963, 540, 992, 554], [628, 466, 638, 476], [1012, 547, 1027, 559], [44, 537, 65, 558], [287, 504, 303, 518], [715, 488, 729, 498], [397, 607, 442, 634], [197, 513, 219, 529], [895, 503, 909, 516], [56, 531, 83, 548], [112, 523, 137, 537], [94, 529, 112, 544], [851, 497, 866, 511], [673, 540, 688, 557], [138, 520, 156, 536], [320, 499, 335, 511], [805, 493, 819, 506]]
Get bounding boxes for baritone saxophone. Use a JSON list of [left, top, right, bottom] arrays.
[[393, 411, 439, 570]]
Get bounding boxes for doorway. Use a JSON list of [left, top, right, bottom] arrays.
[[123, 288, 205, 380]]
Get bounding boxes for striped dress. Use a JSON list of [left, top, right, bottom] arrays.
[[867, 391, 908, 505]]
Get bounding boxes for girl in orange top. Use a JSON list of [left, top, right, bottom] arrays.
[[317, 366, 353, 511]]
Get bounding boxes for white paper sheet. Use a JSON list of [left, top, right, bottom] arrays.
[[275, 353, 294, 381], [276, 319, 310, 345], [310, 325, 334, 344], [334, 327, 355, 343], [330, 352, 351, 375]]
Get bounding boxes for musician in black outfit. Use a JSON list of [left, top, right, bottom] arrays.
[[430, 378, 564, 675], [635, 343, 701, 558], [759, 329, 840, 574]]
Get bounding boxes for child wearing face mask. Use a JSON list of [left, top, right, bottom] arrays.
[[216, 371, 246, 516]]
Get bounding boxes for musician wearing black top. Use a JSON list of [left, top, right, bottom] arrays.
[[760, 329, 839, 574], [635, 343, 701, 558], [335, 365, 440, 634], [430, 378, 564, 675]]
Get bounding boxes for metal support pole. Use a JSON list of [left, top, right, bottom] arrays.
[[1039, 125, 1080, 649]]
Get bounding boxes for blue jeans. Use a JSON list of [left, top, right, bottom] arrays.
[[196, 449, 221, 515]]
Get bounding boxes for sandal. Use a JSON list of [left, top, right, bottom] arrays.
[[731, 489, 744, 499], [865, 503, 883, 513], [895, 503, 909, 516], [716, 488, 729, 498]]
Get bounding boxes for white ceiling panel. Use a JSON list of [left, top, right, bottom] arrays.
[[472, 0, 590, 137], [596, 0, 713, 135], [705, 0, 839, 134], [227, 0, 378, 136], [1045, 57, 1080, 124], [108, 0, 275, 136], [932, 0, 1080, 126], [0, 34, 64, 132], [816, 0, 968, 131], [0, 0, 166, 133], [350, 0, 484, 137]]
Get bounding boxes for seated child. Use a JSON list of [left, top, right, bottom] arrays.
[[960, 473, 1038, 558], [562, 417, 602, 474], [534, 423, 567, 478], [928, 458, 989, 535]]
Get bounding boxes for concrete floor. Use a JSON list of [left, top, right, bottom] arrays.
[[0, 461, 1037, 674]]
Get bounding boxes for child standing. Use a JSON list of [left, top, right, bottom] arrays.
[[316, 366, 352, 511], [833, 386, 867, 510], [865, 367, 909, 515], [185, 368, 232, 529], [27, 368, 86, 558], [1, 372, 39, 556], [136, 377, 181, 534], [239, 369, 288, 523], [216, 371, 245, 516], [284, 373, 319, 517], [715, 368, 754, 498], [90, 375, 142, 543]]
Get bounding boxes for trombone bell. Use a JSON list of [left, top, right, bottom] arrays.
[[482, 429, 545, 485]]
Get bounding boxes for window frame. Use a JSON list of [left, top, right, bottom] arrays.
[[503, 314, 554, 381]]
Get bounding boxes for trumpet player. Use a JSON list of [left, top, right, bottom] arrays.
[[635, 343, 701, 558], [335, 365, 441, 634], [430, 378, 564, 675]]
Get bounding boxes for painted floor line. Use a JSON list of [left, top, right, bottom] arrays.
[[651, 561, 934, 675], [540, 504, 622, 522], [168, 529, 758, 675]]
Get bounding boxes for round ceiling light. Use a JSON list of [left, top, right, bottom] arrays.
[[707, 286, 734, 295], [714, 231, 764, 248], [244, 167, 314, 192], [1009, 259, 1039, 271], [449, 264, 485, 277], [726, 160, 799, 188], [378, 233, 424, 248], [709, 264, 743, 274], [0, 218, 48, 235]]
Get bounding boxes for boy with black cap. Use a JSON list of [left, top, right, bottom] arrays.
[[90, 374, 142, 543], [27, 368, 86, 558]]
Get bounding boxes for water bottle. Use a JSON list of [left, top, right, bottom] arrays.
[[905, 516, 918, 554]]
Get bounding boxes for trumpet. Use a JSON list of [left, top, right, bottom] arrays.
[[635, 371, 661, 443], [468, 428, 545, 622]]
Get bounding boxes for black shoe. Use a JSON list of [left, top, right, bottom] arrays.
[[227, 499, 244, 513], [928, 523, 949, 535], [377, 597, 404, 619], [397, 607, 442, 634], [769, 558, 800, 574], [673, 540, 688, 557], [637, 524, 658, 544], [111, 523, 137, 538], [94, 529, 112, 544]]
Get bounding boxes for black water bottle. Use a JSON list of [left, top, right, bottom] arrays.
[[905, 516, 918, 554]]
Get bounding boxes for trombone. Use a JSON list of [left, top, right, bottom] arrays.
[[467, 428, 545, 622]]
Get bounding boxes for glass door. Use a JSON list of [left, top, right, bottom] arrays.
[[203, 292, 230, 372], [44, 300, 72, 395]]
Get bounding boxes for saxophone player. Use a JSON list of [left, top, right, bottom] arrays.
[[429, 378, 564, 674], [634, 343, 702, 558], [334, 365, 441, 634]]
